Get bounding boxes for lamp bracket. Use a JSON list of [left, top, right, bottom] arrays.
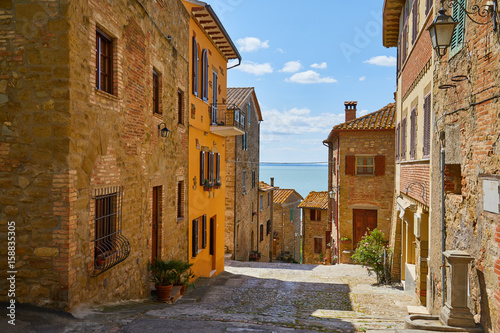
[[443, 0, 498, 30]]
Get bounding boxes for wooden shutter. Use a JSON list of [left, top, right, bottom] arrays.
[[396, 123, 400, 161], [402, 117, 407, 160], [201, 49, 208, 101], [423, 94, 431, 157], [192, 37, 198, 96], [345, 155, 355, 175], [402, 25, 408, 62], [216, 153, 220, 182], [410, 108, 416, 160], [450, 0, 466, 55], [200, 151, 205, 183], [202, 215, 207, 249], [192, 219, 198, 257], [425, 0, 432, 15], [375, 155, 386, 176], [412, 0, 418, 44], [208, 152, 214, 183]]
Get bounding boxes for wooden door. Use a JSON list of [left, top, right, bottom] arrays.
[[210, 216, 216, 270], [152, 186, 161, 262], [353, 209, 377, 248]]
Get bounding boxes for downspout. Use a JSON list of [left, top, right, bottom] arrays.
[[336, 136, 340, 263], [269, 177, 274, 262], [233, 156, 237, 260], [440, 133, 446, 307]]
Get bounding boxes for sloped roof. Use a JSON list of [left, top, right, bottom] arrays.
[[298, 191, 329, 210], [333, 102, 395, 131], [259, 181, 276, 192], [273, 188, 303, 204], [227, 87, 263, 122]]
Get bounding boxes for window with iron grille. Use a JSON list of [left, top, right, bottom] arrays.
[[423, 94, 431, 158], [314, 237, 322, 254], [260, 224, 264, 241], [96, 30, 113, 94], [153, 69, 160, 114], [93, 186, 130, 276]]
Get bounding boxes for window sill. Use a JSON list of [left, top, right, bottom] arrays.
[[397, 158, 430, 165], [177, 217, 184, 223], [95, 88, 120, 101]]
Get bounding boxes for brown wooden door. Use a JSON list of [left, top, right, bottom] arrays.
[[353, 209, 377, 248], [152, 186, 161, 262], [210, 216, 216, 270]]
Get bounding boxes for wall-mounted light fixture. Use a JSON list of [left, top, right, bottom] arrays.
[[428, 0, 498, 56], [158, 123, 170, 138]]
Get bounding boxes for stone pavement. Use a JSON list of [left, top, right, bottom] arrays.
[[1, 261, 421, 332]]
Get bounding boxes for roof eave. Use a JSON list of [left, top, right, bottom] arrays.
[[383, 0, 405, 47]]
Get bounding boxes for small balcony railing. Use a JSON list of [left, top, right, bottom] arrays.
[[210, 103, 246, 132]]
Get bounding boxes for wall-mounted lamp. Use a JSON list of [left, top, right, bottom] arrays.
[[428, 0, 498, 56], [158, 123, 170, 138]]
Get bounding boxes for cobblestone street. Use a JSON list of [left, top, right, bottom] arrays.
[[4, 261, 418, 332]]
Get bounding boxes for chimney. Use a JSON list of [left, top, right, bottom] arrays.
[[270, 177, 274, 187], [345, 101, 357, 122]]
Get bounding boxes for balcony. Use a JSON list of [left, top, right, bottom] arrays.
[[209, 103, 246, 137]]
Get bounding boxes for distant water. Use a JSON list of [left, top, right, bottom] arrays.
[[259, 164, 328, 198]]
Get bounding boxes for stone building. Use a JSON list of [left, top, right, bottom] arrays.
[[272, 188, 303, 262], [257, 181, 275, 262], [183, 0, 242, 278], [384, 0, 500, 330], [224, 87, 263, 261], [0, 0, 190, 310], [299, 191, 330, 265], [382, 0, 434, 305], [324, 102, 395, 264]]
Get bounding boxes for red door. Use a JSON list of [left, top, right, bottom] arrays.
[[353, 209, 377, 248]]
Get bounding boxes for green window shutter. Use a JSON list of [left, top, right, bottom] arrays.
[[450, 0, 466, 57]]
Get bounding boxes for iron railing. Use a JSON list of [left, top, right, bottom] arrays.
[[91, 186, 130, 277], [210, 103, 246, 131]]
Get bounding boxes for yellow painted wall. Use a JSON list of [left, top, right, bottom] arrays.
[[184, 0, 230, 278]]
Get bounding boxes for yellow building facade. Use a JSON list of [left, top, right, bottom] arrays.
[[183, 0, 242, 278]]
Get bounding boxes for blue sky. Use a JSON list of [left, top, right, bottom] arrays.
[[209, 0, 397, 163]]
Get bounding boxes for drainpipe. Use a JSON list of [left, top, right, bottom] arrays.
[[440, 132, 446, 307]]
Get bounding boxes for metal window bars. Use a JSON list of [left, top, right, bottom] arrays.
[[92, 186, 130, 277]]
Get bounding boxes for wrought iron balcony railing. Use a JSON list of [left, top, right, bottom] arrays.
[[210, 103, 246, 132]]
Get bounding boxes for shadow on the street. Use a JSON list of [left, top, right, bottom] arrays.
[[227, 260, 319, 271]]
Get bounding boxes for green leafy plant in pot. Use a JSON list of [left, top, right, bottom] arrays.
[[170, 260, 195, 295], [147, 258, 177, 301]]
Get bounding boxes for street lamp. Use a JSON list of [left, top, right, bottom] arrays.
[[427, 1, 457, 57], [158, 123, 170, 138]]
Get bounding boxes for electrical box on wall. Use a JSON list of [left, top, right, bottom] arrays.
[[483, 179, 499, 214], [414, 213, 421, 238]]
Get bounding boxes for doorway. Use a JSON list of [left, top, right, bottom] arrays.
[[210, 216, 216, 271], [353, 209, 377, 248]]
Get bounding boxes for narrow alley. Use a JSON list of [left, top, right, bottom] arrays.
[[4, 261, 418, 333]]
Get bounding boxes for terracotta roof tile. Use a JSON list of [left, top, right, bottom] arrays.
[[273, 188, 302, 204], [332, 102, 395, 131], [298, 191, 329, 210], [259, 181, 275, 192], [227, 87, 254, 107]]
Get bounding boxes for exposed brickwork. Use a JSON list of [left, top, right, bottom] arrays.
[[399, 163, 430, 204], [0, 0, 189, 311], [272, 190, 302, 262], [302, 209, 329, 264]]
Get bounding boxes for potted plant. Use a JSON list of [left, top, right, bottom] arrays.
[[340, 236, 351, 244], [203, 179, 212, 191], [171, 260, 195, 295], [148, 258, 177, 301], [214, 180, 222, 189], [249, 250, 261, 261]]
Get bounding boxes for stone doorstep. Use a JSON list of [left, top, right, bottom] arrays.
[[407, 305, 430, 315]]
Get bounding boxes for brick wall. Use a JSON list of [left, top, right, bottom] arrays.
[[273, 194, 302, 261], [400, 162, 430, 204], [302, 209, 329, 264], [0, 0, 190, 310]]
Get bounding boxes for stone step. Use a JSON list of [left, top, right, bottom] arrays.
[[407, 305, 429, 315]]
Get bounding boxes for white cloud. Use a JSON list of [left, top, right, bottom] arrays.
[[236, 37, 269, 52], [359, 76, 366, 81], [276, 48, 285, 54], [236, 61, 273, 76], [285, 70, 337, 84], [261, 107, 345, 135], [310, 62, 327, 69], [359, 109, 369, 117], [280, 61, 302, 73], [363, 55, 397, 67]]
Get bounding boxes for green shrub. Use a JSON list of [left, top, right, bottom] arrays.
[[352, 229, 392, 284]]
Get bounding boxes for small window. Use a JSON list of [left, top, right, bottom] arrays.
[[402, 117, 407, 160], [201, 49, 208, 101], [290, 208, 293, 221], [96, 30, 113, 94], [410, 108, 417, 160], [411, 0, 418, 44], [396, 123, 401, 161], [267, 193, 270, 207], [178, 89, 184, 124], [260, 194, 263, 211], [215, 153, 221, 183], [310, 209, 321, 221], [423, 94, 431, 158], [177, 181, 184, 219], [356, 157, 374, 175], [248, 102, 251, 125], [192, 37, 199, 96], [201, 215, 207, 249], [200, 151, 206, 184], [241, 132, 248, 151], [260, 224, 264, 242], [266, 220, 271, 235], [153, 69, 161, 114], [314, 237, 322, 254], [252, 171, 255, 188], [332, 157, 336, 175]]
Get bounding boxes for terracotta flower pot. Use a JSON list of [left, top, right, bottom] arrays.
[[180, 284, 186, 295], [155, 284, 173, 302]]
